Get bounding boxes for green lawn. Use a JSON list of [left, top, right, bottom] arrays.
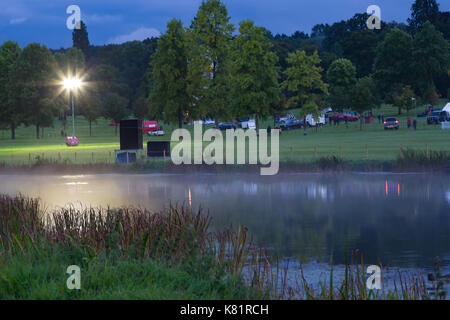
[[0, 100, 449, 165]]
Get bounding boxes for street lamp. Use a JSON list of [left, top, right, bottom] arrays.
[[63, 77, 83, 145]]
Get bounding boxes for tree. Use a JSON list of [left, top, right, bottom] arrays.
[[10, 43, 60, 139], [72, 21, 90, 59], [79, 92, 102, 136], [408, 0, 440, 32], [393, 85, 415, 115], [298, 100, 320, 136], [351, 76, 379, 130], [281, 50, 328, 135], [133, 96, 149, 120], [148, 19, 190, 128], [326, 58, 356, 110], [230, 20, 280, 129], [0, 41, 22, 139], [191, 0, 235, 125], [412, 21, 449, 99], [103, 93, 129, 136], [373, 29, 414, 100], [341, 30, 379, 77]]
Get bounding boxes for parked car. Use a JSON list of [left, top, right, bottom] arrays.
[[65, 136, 79, 146], [329, 112, 359, 122], [108, 121, 119, 126], [147, 130, 165, 136], [383, 117, 399, 130], [427, 110, 449, 124], [276, 113, 295, 124], [279, 118, 303, 130], [214, 122, 236, 130], [142, 120, 159, 133]]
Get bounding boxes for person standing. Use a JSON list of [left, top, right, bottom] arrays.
[[413, 118, 417, 130], [407, 117, 411, 129]]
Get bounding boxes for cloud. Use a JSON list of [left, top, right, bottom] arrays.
[[108, 27, 161, 44], [84, 14, 122, 24], [9, 17, 28, 24]]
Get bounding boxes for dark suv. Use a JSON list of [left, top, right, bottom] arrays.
[[383, 117, 399, 130], [427, 110, 448, 124], [280, 118, 303, 130]]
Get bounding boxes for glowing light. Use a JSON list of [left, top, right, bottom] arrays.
[[63, 77, 83, 90]]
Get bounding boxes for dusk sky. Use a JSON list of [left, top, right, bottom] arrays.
[[1, 0, 449, 49]]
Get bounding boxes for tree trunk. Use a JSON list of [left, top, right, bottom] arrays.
[[398, 106, 402, 115], [89, 120, 92, 136], [303, 117, 307, 136], [360, 117, 363, 131], [11, 122, 15, 140], [36, 124, 40, 139], [42, 127, 44, 139]]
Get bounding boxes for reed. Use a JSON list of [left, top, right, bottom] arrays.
[[0, 194, 441, 300]]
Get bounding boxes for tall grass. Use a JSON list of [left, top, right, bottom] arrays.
[[0, 194, 440, 300]]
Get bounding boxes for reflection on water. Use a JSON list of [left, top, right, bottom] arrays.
[[0, 172, 449, 275]]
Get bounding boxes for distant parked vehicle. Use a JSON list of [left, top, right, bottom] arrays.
[[306, 114, 326, 127], [142, 120, 159, 133], [147, 130, 165, 136], [279, 118, 303, 130], [329, 112, 359, 122], [65, 136, 79, 146], [214, 122, 236, 130], [427, 110, 449, 124], [276, 113, 295, 124], [383, 117, 399, 130], [108, 121, 119, 126], [240, 119, 256, 129]]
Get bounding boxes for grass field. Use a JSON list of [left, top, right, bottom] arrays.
[[0, 100, 449, 165]]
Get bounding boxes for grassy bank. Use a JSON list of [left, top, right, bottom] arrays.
[[0, 195, 444, 300], [0, 147, 449, 174], [1, 102, 449, 166]]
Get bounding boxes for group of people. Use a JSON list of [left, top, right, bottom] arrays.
[[407, 117, 417, 130]]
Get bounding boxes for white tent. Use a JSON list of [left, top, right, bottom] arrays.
[[443, 103, 450, 113]]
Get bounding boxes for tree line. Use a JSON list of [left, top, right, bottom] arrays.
[[0, 0, 449, 139]]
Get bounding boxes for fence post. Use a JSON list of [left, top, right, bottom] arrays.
[[58, 152, 61, 162], [426, 143, 429, 158], [163, 149, 166, 160], [74, 152, 77, 161], [28, 153, 31, 166], [126, 152, 129, 163], [92, 152, 94, 163], [109, 151, 111, 163], [365, 144, 368, 161], [339, 145, 343, 161]]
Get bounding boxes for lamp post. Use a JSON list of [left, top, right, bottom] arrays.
[[63, 77, 82, 137]]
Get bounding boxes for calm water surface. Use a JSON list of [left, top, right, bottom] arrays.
[[1, 172, 449, 279]]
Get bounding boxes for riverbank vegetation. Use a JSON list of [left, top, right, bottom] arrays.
[[0, 194, 444, 300]]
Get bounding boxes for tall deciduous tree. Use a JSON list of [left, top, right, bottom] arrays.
[[10, 43, 59, 139], [326, 58, 356, 111], [72, 21, 90, 59], [373, 29, 414, 100], [103, 93, 129, 136], [281, 50, 328, 134], [352, 76, 379, 130], [393, 85, 415, 116], [408, 0, 440, 32], [230, 20, 280, 128], [191, 0, 235, 125], [148, 19, 190, 128], [412, 21, 449, 99], [0, 41, 22, 139]]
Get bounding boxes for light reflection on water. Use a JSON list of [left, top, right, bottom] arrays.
[[0, 172, 449, 278]]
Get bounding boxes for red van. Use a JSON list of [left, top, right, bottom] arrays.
[[142, 121, 159, 133]]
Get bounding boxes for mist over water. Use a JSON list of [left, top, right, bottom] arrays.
[[1, 172, 449, 275]]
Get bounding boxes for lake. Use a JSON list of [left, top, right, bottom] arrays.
[[1, 172, 449, 286]]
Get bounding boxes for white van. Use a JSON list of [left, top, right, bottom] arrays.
[[306, 114, 326, 127], [241, 119, 256, 129]]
